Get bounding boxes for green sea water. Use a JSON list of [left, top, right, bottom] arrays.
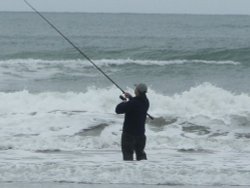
[[0, 12, 250, 93]]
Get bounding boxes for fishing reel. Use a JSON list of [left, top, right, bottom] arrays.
[[119, 95, 127, 101]]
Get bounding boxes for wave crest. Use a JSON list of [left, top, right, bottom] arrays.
[[0, 58, 241, 68], [0, 83, 249, 118]]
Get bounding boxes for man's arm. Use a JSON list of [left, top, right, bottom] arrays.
[[115, 92, 133, 114], [115, 101, 129, 114]]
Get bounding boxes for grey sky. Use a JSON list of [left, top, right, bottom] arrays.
[[1, 0, 250, 15]]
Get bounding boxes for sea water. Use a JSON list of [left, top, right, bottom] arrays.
[[0, 12, 250, 186]]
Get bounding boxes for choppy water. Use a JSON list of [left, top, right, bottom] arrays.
[[0, 12, 250, 186]]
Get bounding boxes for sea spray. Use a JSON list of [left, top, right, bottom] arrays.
[[1, 84, 250, 152]]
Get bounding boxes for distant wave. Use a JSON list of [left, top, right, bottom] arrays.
[[0, 58, 241, 68], [95, 59, 241, 66], [4, 46, 250, 63]]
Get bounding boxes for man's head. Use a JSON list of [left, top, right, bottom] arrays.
[[135, 83, 147, 96]]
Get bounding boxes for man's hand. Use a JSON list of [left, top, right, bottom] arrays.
[[124, 92, 132, 99], [119, 95, 127, 101]]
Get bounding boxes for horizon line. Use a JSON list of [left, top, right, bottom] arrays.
[[0, 10, 250, 16]]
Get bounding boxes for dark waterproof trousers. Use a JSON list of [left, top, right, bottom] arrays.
[[121, 132, 147, 161]]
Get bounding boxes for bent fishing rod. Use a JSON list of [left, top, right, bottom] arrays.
[[24, 0, 154, 120]]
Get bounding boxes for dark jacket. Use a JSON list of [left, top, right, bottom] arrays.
[[115, 94, 149, 136]]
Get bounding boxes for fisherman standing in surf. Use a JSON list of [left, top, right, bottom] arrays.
[[115, 83, 149, 161], [25, 0, 153, 161]]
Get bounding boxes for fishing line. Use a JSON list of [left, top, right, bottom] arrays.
[[24, 0, 154, 120]]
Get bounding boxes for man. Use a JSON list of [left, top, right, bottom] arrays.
[[115, 83, 149, 161]]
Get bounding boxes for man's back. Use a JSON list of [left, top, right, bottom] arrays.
[[115, 94, 149, 136]]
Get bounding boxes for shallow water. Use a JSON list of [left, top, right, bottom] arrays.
[[1, 148, 250, 185]]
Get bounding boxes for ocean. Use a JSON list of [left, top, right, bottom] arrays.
[[0, 12, 250, 186]]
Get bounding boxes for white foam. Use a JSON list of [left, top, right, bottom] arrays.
[[0, 58, 241, 69], [150, 82, 250, 119], [0, 149, 249, 186], [0, 83, 250, 152], [1, 83, 249, 116], [1, 83, 250, 185]]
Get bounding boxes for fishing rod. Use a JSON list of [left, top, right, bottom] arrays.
[[24, 0, 124, 93], [24, 0, 154, 120]]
